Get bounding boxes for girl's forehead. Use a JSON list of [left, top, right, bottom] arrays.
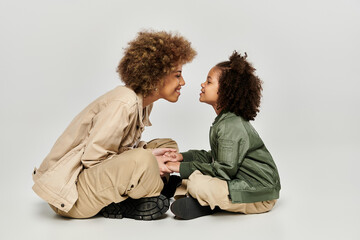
[[208, 67, 221, 77]]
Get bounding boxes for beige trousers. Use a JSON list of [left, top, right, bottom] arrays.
[[175, 170, 277, 214], [50, 138, 178, 218]]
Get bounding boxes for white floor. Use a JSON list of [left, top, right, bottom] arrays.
[[2, 144, 359, 240]]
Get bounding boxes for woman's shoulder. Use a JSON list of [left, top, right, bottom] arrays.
[[99, 85, 138, 107], [83, 86, 138, 115]]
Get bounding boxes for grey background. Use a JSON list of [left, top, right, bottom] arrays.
[[1, 0, 359, 239]]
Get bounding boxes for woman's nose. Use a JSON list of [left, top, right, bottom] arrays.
[[201, 82, 205, 88], [180, 77, 185, 86]]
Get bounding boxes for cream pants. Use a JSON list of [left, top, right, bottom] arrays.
[[50, 138, 177, 218], [175, 170, 277, 214]]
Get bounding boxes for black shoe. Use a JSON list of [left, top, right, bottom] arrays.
[[101, 194, 169, 220], [170, 196, 214, 220], [161, 175, 182, 199]]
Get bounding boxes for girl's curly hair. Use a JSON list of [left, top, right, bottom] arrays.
[[216, 51, 263, 121], [118, 30, 197, 97]]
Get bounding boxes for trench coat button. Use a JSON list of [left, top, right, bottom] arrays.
[[61, 204, 65, 208], [136, 125, 139, 130]]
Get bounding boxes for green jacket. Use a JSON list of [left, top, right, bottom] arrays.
[[180, 111, 281, 203]]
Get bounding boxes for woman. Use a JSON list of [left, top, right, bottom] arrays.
[[32, 30, 197, 220]]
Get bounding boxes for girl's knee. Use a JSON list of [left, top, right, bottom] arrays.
[[264, 199, 277, 211], [245, 200, 277, 214], [187, 174, 212, 198]]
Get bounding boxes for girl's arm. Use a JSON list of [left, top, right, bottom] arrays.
[[181, 150, 212, 163], [178, 121, 248, 180], [165, 150, 212, 173]]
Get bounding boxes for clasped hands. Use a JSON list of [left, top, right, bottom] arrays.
[[151, 148, 183, 176]]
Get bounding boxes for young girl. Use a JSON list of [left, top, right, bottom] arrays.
[[165, 51, 281, 219]]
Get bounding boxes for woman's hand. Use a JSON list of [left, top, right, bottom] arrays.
[[151, 148, 177, 157], [162, 152, 183, 173], [163, 152, 183, 162], [152, 148, 177, 176], [166, 162, 180, 173], [157, 156, 172, 177]]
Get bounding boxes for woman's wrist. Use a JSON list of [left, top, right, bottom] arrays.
[[166, 161, 180, 173]]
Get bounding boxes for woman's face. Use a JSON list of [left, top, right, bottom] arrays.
[[158, 65, 184, 102], [200, 66, 221, 106]]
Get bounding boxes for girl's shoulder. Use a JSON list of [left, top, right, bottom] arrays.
[[217, 112, 263, 146], [219, 111, 247, 125], [215, 112, 248, 139]]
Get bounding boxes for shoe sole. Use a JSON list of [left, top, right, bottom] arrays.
[[171, 196, 213, 220], [101, 194, 169, 220]]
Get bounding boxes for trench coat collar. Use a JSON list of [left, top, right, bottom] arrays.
[[136, 92, 152, 128]]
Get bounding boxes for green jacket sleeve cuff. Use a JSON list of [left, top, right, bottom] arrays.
[[179, 162, 193, 179], [180, 151, 194, 162]]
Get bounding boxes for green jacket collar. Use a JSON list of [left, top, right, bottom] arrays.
[[213, 110, 230, 125]]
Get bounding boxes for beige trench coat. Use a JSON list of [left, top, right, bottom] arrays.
[[32, 86, 153, 212]]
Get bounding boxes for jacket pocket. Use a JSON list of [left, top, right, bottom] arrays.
[[218, 139, 234, 164]]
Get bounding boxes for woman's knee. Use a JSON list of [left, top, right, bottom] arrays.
[[146, 138, 178, 150], [134, 149, 158, 170], [160, 138, 178, 150], [127, 149, 163, 198], [131, 149, 161, 182]]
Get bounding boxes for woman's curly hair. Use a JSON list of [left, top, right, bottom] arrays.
[[216, 51, 263, 121], [118, 30, 197, 97]]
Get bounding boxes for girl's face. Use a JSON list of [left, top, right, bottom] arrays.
[[158, 65, 184, 102], [200, 67, 221, 106]]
